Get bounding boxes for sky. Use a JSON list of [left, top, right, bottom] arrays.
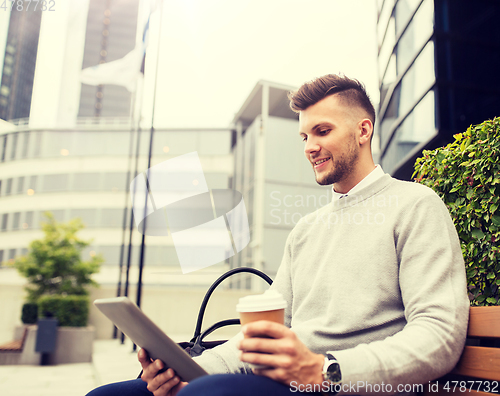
[[130, 0, 380, 128]]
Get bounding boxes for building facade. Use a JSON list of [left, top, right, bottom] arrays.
[[0, 122, 233, 289], [0, 5, 42, 120], [78, 0, 140, 118], [376, 0, 500, 180]]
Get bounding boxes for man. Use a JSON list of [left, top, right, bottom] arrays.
[[87, 74, 469, 396]]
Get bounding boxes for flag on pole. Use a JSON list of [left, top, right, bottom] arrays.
[[80, 1, 155, 92]]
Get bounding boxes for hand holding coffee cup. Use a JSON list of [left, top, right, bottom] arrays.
[[236, 290, 286, 369]]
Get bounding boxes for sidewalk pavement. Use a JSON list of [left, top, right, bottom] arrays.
[[0, 338, 148, 396]]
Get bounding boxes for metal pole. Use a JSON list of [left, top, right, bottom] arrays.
[[133, 0, 165, 351]]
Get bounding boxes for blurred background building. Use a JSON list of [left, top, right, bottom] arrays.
[[376, 0, 500, 180], [0, 5, 42, 120], [78, 0, 139, 118]]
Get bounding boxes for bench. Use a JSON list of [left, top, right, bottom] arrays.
[[0, 327, 28, 352], [423, 306, 500, 395], [0, 326, 41, 365]]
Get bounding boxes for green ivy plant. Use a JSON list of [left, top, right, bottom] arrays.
[[413, 117, 500, 306]]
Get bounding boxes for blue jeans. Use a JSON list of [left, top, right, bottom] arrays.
[[86, 374, 323, 396]]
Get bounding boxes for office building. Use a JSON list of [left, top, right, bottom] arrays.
[[376, 0, 500, 180], [0, 6, 42, 120], [0, 121, 233, 287], [78, 0, 140, 118]]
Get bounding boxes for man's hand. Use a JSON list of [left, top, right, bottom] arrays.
[[237, 320, 325, 388], [138, 348, 188, 396]]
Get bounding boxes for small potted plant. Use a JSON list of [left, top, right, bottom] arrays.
[[13, 212, 103, 363]]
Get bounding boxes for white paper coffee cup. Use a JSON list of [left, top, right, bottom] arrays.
[[236, 290, 286, 369]]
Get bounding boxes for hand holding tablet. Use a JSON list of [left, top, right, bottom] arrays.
[[94, 297, 208, 383]]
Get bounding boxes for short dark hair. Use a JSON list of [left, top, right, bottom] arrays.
[[288, 74, 376, 126]]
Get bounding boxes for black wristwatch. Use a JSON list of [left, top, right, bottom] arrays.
[[322, 353, 342, 395]]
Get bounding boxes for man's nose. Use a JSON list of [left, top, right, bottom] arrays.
[[304, 137, 320, 156]]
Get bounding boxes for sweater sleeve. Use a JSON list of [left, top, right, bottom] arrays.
[[332, 191, 469, 395], [192, 332, 252, 374]]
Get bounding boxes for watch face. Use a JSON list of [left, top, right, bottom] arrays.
[[326, 362, 341, 383]]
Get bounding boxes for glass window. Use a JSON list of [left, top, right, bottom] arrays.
[[395, 0, 434, 74], [0, 180, 2, 195], [96, 245, 121, 265], [378, 0, 395, 46], [5, 178, 12, 195], [70, 208, 97, 227], [395, 0, 426, 36], [100, 208, 125, 228], [144, 246, 179, 267], [165, 132, 198, 156], [199, 131, 231, 155], [1, 213, 8, 231], [0, 85, 9, 96], [381, 54, 397, 103], [21, 132, 30, 158], [24, 211, 34, 229], [382, 90, 436, 174], [73, 173, 101, 191], [39, 131, 74, 158], [20, 248, 28, 256], [1, 135, 7, 162], [48, 210, 65, 223], [103, 172, 127, 192], [397, 89, 436, 143], [12, 212, 20, 230], [8, 248, 16, 261], [42, 174, 69, 192], [398, 40, 435, 116], [33, 132, 42, 157], [10, 133, 18, 160], [17, 177, 24, 194], [0, 250, 3, 266], [380, 40, 435, 150], [72, 131, 128, 156], [379, 18, 396, 81], [27, 175, 37, 193]]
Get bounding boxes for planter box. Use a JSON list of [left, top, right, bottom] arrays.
[[4, 325, 95, 365], [46, 325, 95, 364]]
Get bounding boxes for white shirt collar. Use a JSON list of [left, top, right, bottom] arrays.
[[332, 165, 385, 201]]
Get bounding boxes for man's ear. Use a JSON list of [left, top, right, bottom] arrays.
[[359, 119, 373, 146]]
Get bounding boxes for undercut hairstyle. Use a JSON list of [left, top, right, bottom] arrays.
[[288, 74, 376, 126]]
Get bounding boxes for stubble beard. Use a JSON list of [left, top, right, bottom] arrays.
[[315, 141, 359, 186]]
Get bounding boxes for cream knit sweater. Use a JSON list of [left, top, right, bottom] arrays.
[[194, 175, 469, 395]]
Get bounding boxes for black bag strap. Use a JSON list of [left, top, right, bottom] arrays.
[[190, 267, 273, 343]]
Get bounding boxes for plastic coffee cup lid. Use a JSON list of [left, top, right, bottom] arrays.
[[236, 290, 286, 313]]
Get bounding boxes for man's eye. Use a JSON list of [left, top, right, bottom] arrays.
[[319, 130, 330, 135], [301, 136, 307, 142]]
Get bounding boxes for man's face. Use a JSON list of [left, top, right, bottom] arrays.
[[298, 94, 361, 186]]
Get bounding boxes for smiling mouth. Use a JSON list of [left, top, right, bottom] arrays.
[[313, 158, 331, 169]]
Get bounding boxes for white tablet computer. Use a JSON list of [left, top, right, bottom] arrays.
[[94, 297, 208, 382]]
